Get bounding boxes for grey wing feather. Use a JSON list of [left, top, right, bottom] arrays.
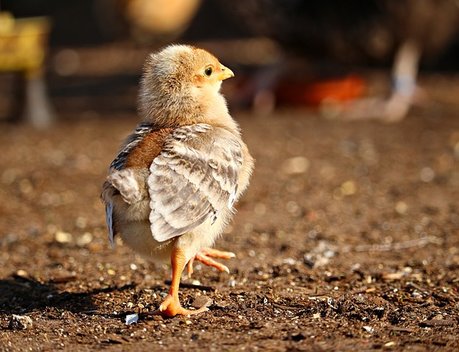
[[148, 123, 243, 242]]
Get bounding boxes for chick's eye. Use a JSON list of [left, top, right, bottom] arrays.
[[204, 67, 213, 76]]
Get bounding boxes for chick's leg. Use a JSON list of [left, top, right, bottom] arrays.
[[159, 247, 209, 317], [188, 248, 235, 277]]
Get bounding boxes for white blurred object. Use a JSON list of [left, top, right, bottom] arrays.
[[125, 313, 139, 325]]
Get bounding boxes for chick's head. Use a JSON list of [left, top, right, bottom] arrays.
[[139, 45, 234, 126]]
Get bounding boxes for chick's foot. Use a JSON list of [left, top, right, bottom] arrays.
[[194, 247, 236, 274], [158, 294, 208, 317]]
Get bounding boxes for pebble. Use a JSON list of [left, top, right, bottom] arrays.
[[75, 216, 87, 229], [55, 231, 73, 244], [76, 232, 93, 247], [433, 314, 444, 321], [363, 326, 374, 333], [286, 201, 301, 216], [382, 272, 405, 281], [340, 180, 356, 196], [395, 201, 408, 215], [191, 296, 213, 309], [420, 167, 435, 183], [254, 203, 267, 216], [9, 315, 33, 330], [19, 179, 33, 194], [16, 269, 28, 278], [282, 156, 310, 175], [282, 258, 297, 265], [125, 313, 139, 325]]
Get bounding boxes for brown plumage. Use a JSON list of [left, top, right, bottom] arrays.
[[124, 128, 173, 168], [101, 45, 254, 317]]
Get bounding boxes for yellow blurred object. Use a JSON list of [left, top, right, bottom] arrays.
[[0, 12, 54, 128], [125, 0, 201, 40], [0, 12, 51, 78]]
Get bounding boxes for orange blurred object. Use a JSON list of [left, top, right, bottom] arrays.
[[276, 75, 366, 106]]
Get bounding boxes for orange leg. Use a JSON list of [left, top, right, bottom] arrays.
[[158, 247, 209, 317], [187, 248, 236, 277]]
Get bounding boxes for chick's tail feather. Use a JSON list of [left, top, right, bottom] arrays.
[[105, 201, 115, 248]]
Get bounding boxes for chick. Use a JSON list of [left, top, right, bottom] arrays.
[[102, 45, 254, 317]]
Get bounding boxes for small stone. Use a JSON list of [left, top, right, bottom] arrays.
[[282, 156, 310, 175], [125, 313, 139, 325], [286, 201, 301, 215], [191, 296, 213, 309], [395, 201, 408, 215], [254, 203, 267, 216], [282, 258, 297, 265], [420, 167, 435, 183], [9, 315, 33, 330], [75, 217, 87, 229], [55, 231, 73, 244], [312, 313, 321, 319], [19, 179, 33, 194], [16, 269, 28, 278], [382, 272, 405, 281], [363, 326, 374, 333], [340, 180, 356, 196], [76, 232, 93, 247]]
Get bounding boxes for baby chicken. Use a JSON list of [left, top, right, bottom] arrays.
[[102, 45, 254, 317]]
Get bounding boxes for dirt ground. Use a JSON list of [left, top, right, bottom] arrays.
[[1, 69, 459, 351]]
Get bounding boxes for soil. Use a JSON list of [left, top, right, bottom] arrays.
[[1, 55, 459, 350]]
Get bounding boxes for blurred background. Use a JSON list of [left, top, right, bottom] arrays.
[[1, 0, 459, 127]]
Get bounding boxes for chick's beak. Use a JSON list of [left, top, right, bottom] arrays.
[[218, 65, 234, 81]]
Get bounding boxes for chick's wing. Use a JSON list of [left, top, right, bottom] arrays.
[[102, 122, 156, 246], [148, 123, 243, 242]]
